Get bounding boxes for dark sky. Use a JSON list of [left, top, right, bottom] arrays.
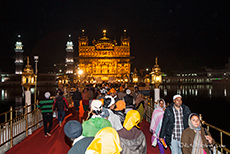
[[0, 0, 229, 73]]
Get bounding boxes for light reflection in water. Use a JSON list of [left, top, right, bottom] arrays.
[[1, 89, 8, 101], [164, 89, 167, 96], [1, 89, 4, 100]]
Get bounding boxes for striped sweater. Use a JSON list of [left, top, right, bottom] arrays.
[[37, 99, 54, 113]]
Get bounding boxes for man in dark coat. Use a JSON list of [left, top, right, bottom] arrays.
[[159, 94, 191, 154], [53, 92, 69, 126], [72, 88, 82, 112]]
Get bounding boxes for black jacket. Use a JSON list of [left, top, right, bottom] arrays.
[[159, 103, 191, 146], [124, 95, 134, 109], [72, 91, 82, 101], [54, 96, 68, 111]]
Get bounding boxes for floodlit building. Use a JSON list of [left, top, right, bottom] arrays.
[[77, 30, 132, 83]]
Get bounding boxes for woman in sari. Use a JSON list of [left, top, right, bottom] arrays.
[[150, 99, 166, 154]]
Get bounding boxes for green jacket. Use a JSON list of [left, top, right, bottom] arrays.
[[82, 117, 112, 137], [37, 99, 54, 113]]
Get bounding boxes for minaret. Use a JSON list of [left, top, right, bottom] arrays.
[[66, 34, 74, 74], [15, 35, 24, 74], [121, 30, 130, 46]]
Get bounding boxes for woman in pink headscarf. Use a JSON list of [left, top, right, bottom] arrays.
[[150, 98, 166, 154]]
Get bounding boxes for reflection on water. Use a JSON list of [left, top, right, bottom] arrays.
[[160, 84, 230, 99], [0, 86, 57, 113], [1, 89, 8, 101]]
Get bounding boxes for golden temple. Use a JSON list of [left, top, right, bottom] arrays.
[[78, 30, 132, 83]]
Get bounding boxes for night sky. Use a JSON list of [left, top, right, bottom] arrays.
[[0, 0, 229, 73]]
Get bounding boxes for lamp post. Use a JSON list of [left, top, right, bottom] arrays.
[[21, 57, 35, 135], [132, 68, 138, 85], [34, 56, 38, 105], [21, 57, 35, 112], [150, 57, 162, 105]]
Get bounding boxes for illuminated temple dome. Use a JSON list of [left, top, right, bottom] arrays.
[[78, 30, 132, 82]]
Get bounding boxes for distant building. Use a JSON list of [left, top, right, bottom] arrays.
[[77, 30, 132, 83], [14, 37, 24, 74], [66, 35, 74, 74]]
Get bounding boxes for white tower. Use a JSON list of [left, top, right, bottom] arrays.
[[15, 35, 24, 74], [66, 35, 74, 74]]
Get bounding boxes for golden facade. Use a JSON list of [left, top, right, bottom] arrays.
[[78, 30, 131, 82]]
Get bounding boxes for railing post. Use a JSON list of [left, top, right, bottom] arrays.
[[5, 113, 7, 123], [220, 131, 223, 154], [10, 106, 13, 148], [25, 104, 28, 137], [36, 100, 39, 129]]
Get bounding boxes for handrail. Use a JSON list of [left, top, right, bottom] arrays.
[[144, 97, 230, 154], [200, 114, 230, 154], [0, 94, 73, 152]]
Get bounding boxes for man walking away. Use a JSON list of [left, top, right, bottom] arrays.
[[53, 91, 69, 127], [159, 94, 191, 154], [72, 88, 82, 112], [37, 92, 54, 137]]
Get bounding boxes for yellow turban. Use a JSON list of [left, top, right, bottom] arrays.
[[87, 127, 122, 154], [123, 110, 140, 131]]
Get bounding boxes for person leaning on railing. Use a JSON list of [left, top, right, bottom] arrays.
[[181, 113, 215, 154]]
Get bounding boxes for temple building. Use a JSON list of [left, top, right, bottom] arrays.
[[77, 30, 132, 82]]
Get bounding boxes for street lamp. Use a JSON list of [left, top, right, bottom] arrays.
[[150, 57, 162, 105], [34, 56, 38, 105], [132, 68, 138, 85], [21, 57, 35, 112], [144, 74, 150, 84]]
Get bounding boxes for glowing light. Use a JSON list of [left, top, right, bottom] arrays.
[[78, 70, 83, 75]]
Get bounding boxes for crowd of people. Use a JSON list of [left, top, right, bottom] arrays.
[[37, 83, 216, 154]]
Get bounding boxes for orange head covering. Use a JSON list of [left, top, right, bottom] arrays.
[[114, 100, 126, 111], [123, 110, 140, 131], [99, 98, 104, 105], [109, 88, 116, 94], [86, 127, 122, 154], [119, 86, 123, 92]]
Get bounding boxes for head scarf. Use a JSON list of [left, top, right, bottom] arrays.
[[157, 99, 166, 110], [188, 113, 203, 154], [123, 110, 140, 131], [114, 100, 126, 111], [44, 92, 51, 99], [109, 88, 117, 94], [119, 86, 123, 92], [104, 95, 115, 108], [86, 127, 122, 154]]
